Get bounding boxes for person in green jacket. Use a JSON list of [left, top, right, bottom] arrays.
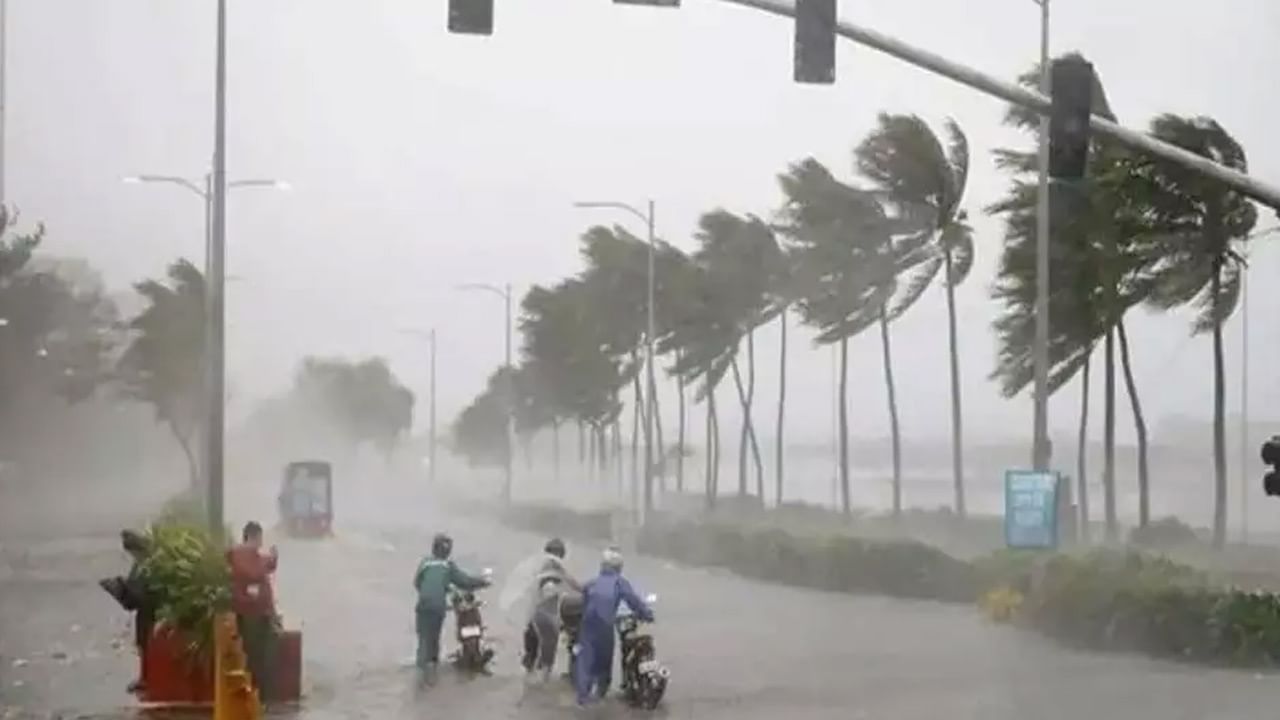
[[413, 533, 490, 671]]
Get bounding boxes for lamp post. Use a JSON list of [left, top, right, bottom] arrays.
[[456, 282, 513, 502], [1030, 0, 1051, 473], [573, 199, 657, 519], [401, 328, 438, 485]]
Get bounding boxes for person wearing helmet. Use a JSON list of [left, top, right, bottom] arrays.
[[520, 537, 582, 681], [574, 545, 653, 707], [412, 533, 490, 671]]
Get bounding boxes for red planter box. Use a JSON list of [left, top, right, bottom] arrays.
[[139, 626, 302, 706]]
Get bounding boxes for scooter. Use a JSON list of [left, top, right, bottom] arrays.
[[448, 568, 496, 674], [616, 594, 668, 709]]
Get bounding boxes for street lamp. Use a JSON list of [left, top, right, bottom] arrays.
[[1030, 0, 1052, 474], [122, 165, 287, 532], [573, 199, 658, 519], [401, 327, 438, 486], [1239, 224, 1279, 542], [456, 282, 514, 502]]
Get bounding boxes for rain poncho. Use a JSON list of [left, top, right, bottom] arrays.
[[499, 553, 581, 626], [574, 567, 653, 704]]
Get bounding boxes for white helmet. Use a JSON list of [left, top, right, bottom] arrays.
[[601, 545, 624, 571]]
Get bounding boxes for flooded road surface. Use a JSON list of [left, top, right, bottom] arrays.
[[4, 476, 1278, 719]]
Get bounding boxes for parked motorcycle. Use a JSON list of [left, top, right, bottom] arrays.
[[617, 593, 668, 709], [448, 568, 496, 673]]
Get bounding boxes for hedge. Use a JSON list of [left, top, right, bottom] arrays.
[[495, 501, 1280, 667]]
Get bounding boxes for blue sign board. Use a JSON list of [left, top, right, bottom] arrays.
[[1004, 470, 1060, 549]]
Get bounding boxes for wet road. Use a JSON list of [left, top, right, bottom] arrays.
[[4, 475, 1279, 719]]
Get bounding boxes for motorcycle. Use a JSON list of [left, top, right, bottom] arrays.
[[616, 594, 668, 709], [558, 591, 668, 709], [448, 568, 496, 673]]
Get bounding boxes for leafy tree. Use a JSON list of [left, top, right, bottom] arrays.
[[1121, 114, 1258, 548], [292, 356, 415, 458], [855, 113, 975, 516], [452, 366, 513, 470], [117, 258, 206, 487]]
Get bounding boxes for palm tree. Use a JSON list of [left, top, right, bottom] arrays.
[[854, 113, 975, 516], [777, 158, 898, 515], [1122, 114, 1258, 548]]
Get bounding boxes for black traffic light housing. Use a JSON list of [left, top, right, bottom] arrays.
[[794, 0, 837, 85], [1263, 436, 1280, 497], [1048, 56, 1094, 180], [448, 0, 494, 36]]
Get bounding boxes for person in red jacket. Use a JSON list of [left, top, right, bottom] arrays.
[[227, 521, 278, 701]]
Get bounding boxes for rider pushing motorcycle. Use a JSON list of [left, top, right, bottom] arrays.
[[412, 533, 490, 672], [521, 537, 582, 683], [574, 546, 653, 708]]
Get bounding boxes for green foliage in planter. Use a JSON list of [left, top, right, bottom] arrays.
[[139, 520, 231, 662]]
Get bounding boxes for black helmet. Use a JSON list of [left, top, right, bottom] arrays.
[[431, 533, 453, 559], [544, 537, 566, 559]]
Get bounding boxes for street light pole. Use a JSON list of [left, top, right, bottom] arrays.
[[1, 0, 8, 206], [1032, 0, 1051, 473], [457, 282, 515, 503], [207, 0, 228, 536], [430, 327, 437, 486], [572, 199, 658, 519], [1240, 225, 1279, 542]]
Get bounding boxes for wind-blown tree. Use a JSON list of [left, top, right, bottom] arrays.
[[988, 54, 1154, 540], [1122, 114, 1258, 548], [854, 113, 975, 516], [688, 210, 784, 500], [452, 367, 511, 469], [118, 258, 206, 487], [519, 277, 625, 483], [292, 356, 415, 458], [777, 159, 899, 516]]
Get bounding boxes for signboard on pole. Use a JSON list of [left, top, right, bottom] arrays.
[[1004, 469, 1060, 549]]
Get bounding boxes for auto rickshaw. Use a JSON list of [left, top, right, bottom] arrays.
[[278, 460, 333, 538]]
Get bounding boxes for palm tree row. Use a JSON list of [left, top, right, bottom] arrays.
[[454, 53, 1260, 544]]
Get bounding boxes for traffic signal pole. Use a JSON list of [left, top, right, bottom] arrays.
[[716, 0, 1280, 211]]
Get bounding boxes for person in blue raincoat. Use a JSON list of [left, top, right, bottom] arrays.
[[574, 546, 653, 706], [412, 533, 490, 670]]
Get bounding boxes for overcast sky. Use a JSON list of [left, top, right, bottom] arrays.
[[7, 0, 1280, 446]]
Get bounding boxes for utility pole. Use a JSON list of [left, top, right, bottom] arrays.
[[206, 0, 228, 535], [430, 327, 437, 486], [0, 0, 7, 207], [1032, 0, 1051, 472], [644, 200, 657, 519]]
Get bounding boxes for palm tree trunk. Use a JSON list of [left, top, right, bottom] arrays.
[[878, 311, 903, 517], [838, 336, 851, 516], [578, 420, 585, 468], [677, 361, 686, 494], [1077, 356, 1092, 544], [631, 368, 642, 495], [648, 369, 665, 495], [1212, 261, 1228, 548], [706, 387, 721, 510], [552, 420, 561, 485], [775, 308, 788, 506], [613, 419, 624, 496], [1116, 319, 1150, 528], [1104, 328, 1117, 542], [731, 358, 749, 496], [747, 329, 764, 498], [943, 250, 967, 517]]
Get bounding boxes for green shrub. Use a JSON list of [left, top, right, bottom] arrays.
[[1129, 516, 1201, 549], [139, 519, 231, 662]]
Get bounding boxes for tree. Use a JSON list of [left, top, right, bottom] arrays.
[[118, 259, 206, 487], [1122, 114, 1258, 548], [292, 356, 415, 458], [777, 159, 899, 516], [854, 113, 975, 516]]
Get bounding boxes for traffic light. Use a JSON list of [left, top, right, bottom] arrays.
[[448, 0, 493, 36], [1048, 56, 1094, 180], [794, 0, 836, 85], [1263, 436, 1280, 497]]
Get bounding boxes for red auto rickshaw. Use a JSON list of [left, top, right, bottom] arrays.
[[277, 460, 333, 538]]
